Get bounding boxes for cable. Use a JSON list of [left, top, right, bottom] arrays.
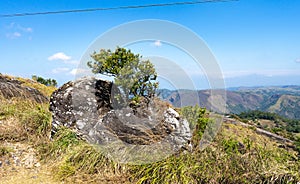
[[0, 0, 238, 18]]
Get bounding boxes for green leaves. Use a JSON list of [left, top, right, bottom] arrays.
[[180, 105, 209, 148], [87, 47, 159, 105], [88, 47, 138, 77], [32, 75, 57, 87]]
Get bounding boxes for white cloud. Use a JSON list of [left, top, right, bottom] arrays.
[[295, 58, 300, 63], [69, 68, 89, 76], [5, 23, 33, 39], [6, 32, 21, 39], [48, 52, 71, 61], [51, 67, 70, 74], [153, 40, 162, 47]]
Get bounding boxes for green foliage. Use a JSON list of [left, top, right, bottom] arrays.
[[88, 47, 137, 77], [237, 110, 300, 133], [115, 59, 158, 102], [87, 47, 158, 103], [238, 110, 279, 121], [32, 75, 57, 87], [180, 105, 207, 129], [222, 138, 240, 154], [285, 119, 300, 133], [180, 105, 209, 147]]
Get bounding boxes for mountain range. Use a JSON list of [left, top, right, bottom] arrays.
[[158, 85, 300, 119]]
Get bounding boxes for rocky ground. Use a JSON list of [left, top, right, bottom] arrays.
[[0, 140, 58, 184]]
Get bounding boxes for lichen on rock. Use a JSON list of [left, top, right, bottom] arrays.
[[49, 77, 192, 163]]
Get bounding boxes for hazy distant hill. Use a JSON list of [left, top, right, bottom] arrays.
[[158, 86, 300, 119]]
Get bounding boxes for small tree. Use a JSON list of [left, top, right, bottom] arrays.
[[32, 75, 57, 87], [87, 47, 158, 104]]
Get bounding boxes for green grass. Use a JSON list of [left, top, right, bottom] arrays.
[[38, 128, 80, 160], [36, 127, 129, 183], [130, 129, 300, 184], [0, 97, 52, 141]]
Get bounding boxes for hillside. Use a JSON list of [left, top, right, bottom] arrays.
[[159, 86, 300, 119], [0, 75, 299, 183]]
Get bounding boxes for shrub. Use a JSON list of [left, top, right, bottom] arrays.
[[180, 105, 209, 148], [32, 75, 57, 87], [87, 47, 158, 105]]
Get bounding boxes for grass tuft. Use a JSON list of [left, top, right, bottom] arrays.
[[0, 97, 52, 141]]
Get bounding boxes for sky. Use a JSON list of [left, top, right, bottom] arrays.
[[1, 0, 300, 89]]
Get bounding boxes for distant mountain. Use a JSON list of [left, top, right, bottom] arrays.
[[158, 85, 300, 119]]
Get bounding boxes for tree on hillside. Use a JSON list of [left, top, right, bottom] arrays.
[[32, 75, 57, 87], [87, 47, 158, 105]]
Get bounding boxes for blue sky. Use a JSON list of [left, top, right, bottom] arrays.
[[1, 0, 300, 89]]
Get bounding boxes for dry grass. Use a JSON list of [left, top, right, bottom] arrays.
[[0, 118, 28, 141], [0, 165, 59, 184], [0, 142, 55, 183], [0, 97, 51, 142], [130, 123, 300, 183], [1, 74, 56, 98], [15, 76, 56, 98]]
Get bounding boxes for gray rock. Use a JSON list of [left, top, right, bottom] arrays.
[[50, 77, 114, 137], [50, 77, 192, 161], [0, 74, 48, 103]]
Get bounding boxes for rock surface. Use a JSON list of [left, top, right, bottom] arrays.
[[49, 77, 192, 162], [49, 77, 115, 136], [0, 74, 48, 103]]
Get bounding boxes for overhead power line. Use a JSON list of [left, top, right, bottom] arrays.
[[1, 0, 238, 18]]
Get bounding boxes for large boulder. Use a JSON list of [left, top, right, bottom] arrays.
[[0, 74, 48, 103], [49, 77, 115, 136], [49, 77, 192, 163]]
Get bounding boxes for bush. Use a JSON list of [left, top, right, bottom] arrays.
[[180, 105, 209, 148], [32, 75, 57, 87], [87, 47, 158, 105], [237, 110, 300, 133]]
